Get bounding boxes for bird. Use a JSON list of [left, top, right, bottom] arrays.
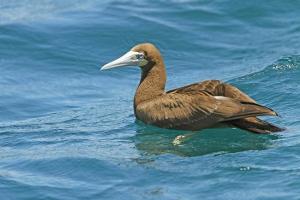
[[101, 43, 284, 134]]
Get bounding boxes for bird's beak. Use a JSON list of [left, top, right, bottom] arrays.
[[101, 51, 141, 70]]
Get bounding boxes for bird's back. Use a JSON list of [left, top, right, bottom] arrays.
[[135, 80, 281, 132]]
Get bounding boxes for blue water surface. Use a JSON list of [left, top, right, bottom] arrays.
[[0, 0, 300, 199]]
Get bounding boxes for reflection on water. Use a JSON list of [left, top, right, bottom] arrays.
[[133, 123, 279, 157]]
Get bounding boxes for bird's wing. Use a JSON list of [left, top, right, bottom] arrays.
[[136, 88, 277, 130], [167, 80, 223, 96], [168, 80, 256, 103]]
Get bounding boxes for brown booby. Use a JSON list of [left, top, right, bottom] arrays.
[[101, 43, 284, 134]]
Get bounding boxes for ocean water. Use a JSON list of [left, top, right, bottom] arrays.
[[0, 0, 300, 199]]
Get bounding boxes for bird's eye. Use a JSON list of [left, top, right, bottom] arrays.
[[136, 54, 144, 59]]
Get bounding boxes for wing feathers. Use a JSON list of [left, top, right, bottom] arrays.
[[135, 80, 279, 130]]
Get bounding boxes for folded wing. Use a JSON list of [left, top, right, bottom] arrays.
[[135, 82, 277, 130]]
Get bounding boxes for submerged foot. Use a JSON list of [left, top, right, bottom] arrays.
[[172, 135, 187, 145], [172, 132, 198, 145]]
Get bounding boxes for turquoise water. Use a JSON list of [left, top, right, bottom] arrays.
[[0, 0, 300, 199]]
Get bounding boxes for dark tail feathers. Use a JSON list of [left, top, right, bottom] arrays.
[[229, 117, 285, 134]]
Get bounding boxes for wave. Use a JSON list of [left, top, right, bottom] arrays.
[[231, 55, 300, 83], [0, 0, 106, 25]]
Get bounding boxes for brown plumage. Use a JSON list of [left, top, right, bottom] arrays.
[[102, 43, 284, 134]]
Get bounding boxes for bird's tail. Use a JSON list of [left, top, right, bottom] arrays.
[[228, 117, 285, 134]]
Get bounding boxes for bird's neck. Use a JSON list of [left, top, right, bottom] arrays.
[[134, 61, 166, 111]]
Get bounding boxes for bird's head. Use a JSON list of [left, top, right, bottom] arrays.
[[101, 43, 162, 71]]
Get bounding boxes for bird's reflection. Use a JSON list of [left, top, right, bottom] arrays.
[[133, 123, 279, 157]]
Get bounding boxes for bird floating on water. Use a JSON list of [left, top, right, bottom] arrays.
[[101, 43, 284, 134]]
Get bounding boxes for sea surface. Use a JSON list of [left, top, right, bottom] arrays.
[[0, 0, 300, 199]]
